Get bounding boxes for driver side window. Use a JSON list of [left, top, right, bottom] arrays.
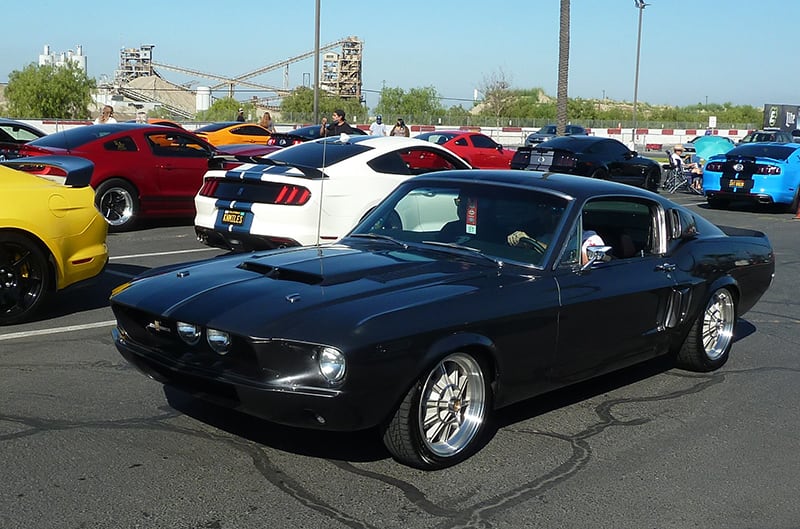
[[558, 198, 657, 267]]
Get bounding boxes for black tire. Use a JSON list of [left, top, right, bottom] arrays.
[[590, 168, 609, 180], [645, 168, 661, 192], [381, 352, 492, 470], [675, 288, 736, 372], [95, 179, 139, 232], [787, 189, 800, 214], [0, 232, 52, 325]]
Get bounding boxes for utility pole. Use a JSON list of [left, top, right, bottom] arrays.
[[632, 0, 647, 148], [313, 0, 320, 124]]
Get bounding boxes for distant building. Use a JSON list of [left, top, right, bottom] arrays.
[[38, 44, 87, 71]]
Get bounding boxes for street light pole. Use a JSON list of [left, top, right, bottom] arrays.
[[632, 0, 647, 147], [313, 0, 320, 124]]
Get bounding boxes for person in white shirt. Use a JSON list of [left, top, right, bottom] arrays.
[[93, 105, 117, 125], [369, 115, 388, 136]]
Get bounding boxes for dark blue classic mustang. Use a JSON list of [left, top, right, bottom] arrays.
[[110, 170, 774, 470]]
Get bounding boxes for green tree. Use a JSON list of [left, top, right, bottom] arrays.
[[280, 87, 366, 124], [5, 63, 95, 119], [373, 86, 443, 123], [479, 69, 514, 126], [195, 97, 256, 122]]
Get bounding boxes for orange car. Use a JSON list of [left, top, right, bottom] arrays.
[[193, 121, 271, 146]]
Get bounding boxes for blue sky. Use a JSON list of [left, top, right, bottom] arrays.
[[3, 0, 796, 110]]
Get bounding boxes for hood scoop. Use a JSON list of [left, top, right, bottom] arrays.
[[238, 260, 323, 285]]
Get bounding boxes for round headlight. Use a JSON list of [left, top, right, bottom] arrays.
[[318, 347, 346, 383], [207, 328, 231, 355], [176, 321, 201, 345]]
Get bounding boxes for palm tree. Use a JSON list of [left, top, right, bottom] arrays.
[[555, 0, 570, 136]]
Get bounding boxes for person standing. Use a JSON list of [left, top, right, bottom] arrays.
[[259, 111, 276, 133], [93, 105, 117, 125], [320, 109, 356, 136], [390, 117, 410, 137], [369, 114, 388, 136], [235, 108, 245, 122]]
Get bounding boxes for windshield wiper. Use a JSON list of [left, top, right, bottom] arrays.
[[421, 240, 503, 267], [348, 233, 408, 249]]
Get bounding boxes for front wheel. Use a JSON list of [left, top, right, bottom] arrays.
[[676, 288, 736, 372], [0, 233, 51, 325], [95, 179, 139, 232], [382, 352, 492, 470], [645, 168, 661, 192]]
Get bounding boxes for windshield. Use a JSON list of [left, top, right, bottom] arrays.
[[194, 122, 239, 132], [416, 132, 457, 144], [264, 139, 372, 167], [350, 181, 569, 267], [27, 125, 119, 149], [536, 126, 557, 135]]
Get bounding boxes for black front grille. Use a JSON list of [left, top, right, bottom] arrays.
[[112, 304, 265, 381]]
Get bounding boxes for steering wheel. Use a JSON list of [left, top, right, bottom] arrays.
[[517, 236, 547, 255]]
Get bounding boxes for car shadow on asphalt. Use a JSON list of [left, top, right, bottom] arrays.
[[35, 263, 151, 322], [158, 318, 757, 466], [163, 385, 390, 463], [696, 201, 792, 214]]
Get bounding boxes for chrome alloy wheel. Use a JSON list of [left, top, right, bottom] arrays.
[[99, 186, 135, 226], [417, 352, 487, 458], [702, 289, 735, 361]]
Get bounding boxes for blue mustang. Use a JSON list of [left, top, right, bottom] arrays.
[[703, 142, 800, 210]]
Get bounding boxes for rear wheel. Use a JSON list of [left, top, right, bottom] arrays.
[[0, 233, 51, 325], [95, 179, 139, 232], [676, 288, 736, 372], [382, 352, 491, 470], [788, 189, 800, 214]]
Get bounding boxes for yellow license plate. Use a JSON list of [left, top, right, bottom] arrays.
[[730, 180, 745, 188], [221, 210, 245, 225]]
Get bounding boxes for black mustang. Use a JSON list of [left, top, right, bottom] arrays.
[[110, 170, 774, 470]]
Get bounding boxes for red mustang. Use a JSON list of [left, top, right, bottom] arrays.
[[19, 123, 225, 231], [415, 130, 516, 169]]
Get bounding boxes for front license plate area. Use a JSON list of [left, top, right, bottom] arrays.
[[221, 210, 245, 225]]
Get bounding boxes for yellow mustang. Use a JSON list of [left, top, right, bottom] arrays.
[[1, 156, 108, 325]]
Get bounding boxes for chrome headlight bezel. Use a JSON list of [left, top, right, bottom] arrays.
[[318, 346, 346, 383], [207, 328, 231, 355], [176, 321, 201, 345]]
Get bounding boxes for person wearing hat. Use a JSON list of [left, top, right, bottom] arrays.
[[671, 144, 703, 190], [369, 114, 388, 136], [235, 108, 245, 122], [390, 117, 410, 137]]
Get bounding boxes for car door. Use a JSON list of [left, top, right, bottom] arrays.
[[145, 131, 214, 213], [229, 124, 271, 144], [596, 139, 647, 186], [548, 197, 677, 383], [469, 133, 509, 168]]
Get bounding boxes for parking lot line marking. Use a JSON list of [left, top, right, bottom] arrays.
[[0, 320, 117, 341], [110, 247, 219, 261]]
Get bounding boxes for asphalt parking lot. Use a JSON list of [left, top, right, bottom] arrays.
[[1, 192, 798, 529]]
